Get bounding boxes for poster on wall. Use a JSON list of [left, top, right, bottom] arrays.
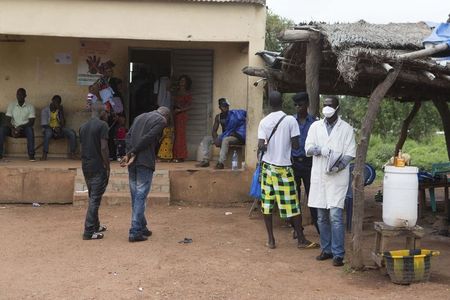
[[77, 40, 111, 86]]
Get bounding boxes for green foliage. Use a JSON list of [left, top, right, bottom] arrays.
[[281, 93, 296, 115], [339, 96, 443, 141], [265, 10, 295, 52], [366, 135, 447, 174]]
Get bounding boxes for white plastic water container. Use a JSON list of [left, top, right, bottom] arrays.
[[382, 166, 419, 227]]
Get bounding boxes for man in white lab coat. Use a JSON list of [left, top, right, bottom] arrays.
[[305, 96, 356, 266]]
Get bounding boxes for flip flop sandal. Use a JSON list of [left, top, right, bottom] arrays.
[[97, 225, 107, 232], [178, 238, 193, 244], [83, 232, 104, 240], [297, 240, 319, 249]]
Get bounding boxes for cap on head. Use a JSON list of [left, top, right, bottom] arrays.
[[292, 92, 309, 105], [218, 98, 230, 107]]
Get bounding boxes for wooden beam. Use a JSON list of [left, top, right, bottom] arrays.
[[305, 39, 322, 117], [350, 66, 402, 270], [394, 101, 422, 156], [242, 66, 268, 78], [422, 70, 436, 81], [381, 63, 394, 73], [441, 74, 450, 81], [361, 65, 450, 90], [432, 99, 450, 160], [398, 43, 449, 60], [278, 29, 321, 42]]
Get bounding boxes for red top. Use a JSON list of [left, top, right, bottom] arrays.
[[116, 127, 127, 140]]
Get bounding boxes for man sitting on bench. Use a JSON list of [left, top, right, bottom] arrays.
[[196, 98, 246, 169], [40, 95, 77, 160], [0, 88, 36, 161]]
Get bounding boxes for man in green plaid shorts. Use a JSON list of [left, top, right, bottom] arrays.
[[257, 91, 314, 249]]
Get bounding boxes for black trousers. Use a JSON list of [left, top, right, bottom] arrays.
[[83, 169, 109, 236], [292, 157, 319, 234]]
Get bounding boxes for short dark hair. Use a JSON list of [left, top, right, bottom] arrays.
[[292, 92, 309, 104], [269, 91, 283, 108], [325, 96, 339, 106], [52, 95, 62, 104]]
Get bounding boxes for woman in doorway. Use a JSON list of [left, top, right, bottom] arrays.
[[172, 74, 192, 162]]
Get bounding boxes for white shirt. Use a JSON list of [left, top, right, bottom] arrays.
[[305, 117, 356, 209], [258, 111, 300, 166], [6, 101, 36, 127]]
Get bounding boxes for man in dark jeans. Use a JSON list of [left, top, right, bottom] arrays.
[[79, 103, 110, 240], [291, 92, 320, 234], [120, 106, 169, 242], [0, 88, 36, 161]]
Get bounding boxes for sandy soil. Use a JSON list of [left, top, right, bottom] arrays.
[[1, 188, 449, 299]]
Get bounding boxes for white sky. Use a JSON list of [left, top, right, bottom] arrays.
[[265, 0, 449, 24]]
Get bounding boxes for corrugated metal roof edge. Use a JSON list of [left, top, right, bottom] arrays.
[[175, 0, 266, 5]]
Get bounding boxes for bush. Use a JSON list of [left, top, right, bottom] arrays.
[[366, 134, 448, 173]]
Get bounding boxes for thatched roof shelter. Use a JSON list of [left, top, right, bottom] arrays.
[[243, 20, 450, 270], [245, 21, 450, 102]]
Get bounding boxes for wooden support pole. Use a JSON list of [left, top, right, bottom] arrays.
[[305, 39, 322, 117], [398, 43, 449, 60], [394, 101, 422, 156], [350, 66, 402, 270], [432, 99, 450, 160]]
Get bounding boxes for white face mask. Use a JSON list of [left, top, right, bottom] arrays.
[[322, 106, 338, 118]]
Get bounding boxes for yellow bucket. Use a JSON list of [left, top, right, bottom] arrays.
[[382, 249, 440, 284]]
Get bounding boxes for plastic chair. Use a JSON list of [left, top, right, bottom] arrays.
[[429, 162, 450, 213]]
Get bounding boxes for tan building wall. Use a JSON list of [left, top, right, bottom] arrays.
[[0, 37, 249, 129], [0, 0, 265, 165]]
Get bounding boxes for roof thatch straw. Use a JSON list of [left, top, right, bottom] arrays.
[[250, 21, 450, 101], [318, 21, 431, 51]]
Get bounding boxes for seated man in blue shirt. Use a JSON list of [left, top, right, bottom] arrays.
[[196, 98, 246, 169], [291, 92, 319, 234]]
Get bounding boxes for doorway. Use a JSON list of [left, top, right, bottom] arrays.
[[128, 48, 214, 160]]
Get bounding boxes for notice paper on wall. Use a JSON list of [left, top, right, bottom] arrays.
[[54, 53, 72, 64]]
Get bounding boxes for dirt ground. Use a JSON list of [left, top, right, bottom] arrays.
[[1, 185, 449, 299]]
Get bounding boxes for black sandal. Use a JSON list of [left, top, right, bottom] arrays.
[[83, 232, 104, 240]]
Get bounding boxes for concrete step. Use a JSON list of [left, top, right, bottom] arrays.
[[73, 191, 170, 206], [76, 168, 169, 177], [74, 173, 170, 193]]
